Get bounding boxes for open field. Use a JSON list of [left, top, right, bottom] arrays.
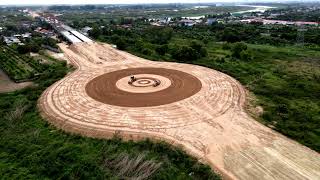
[[38, 42, 320, 180]]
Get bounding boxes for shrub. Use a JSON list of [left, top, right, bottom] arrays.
[[222, 43, 232, 50], [231, 42, 248, 59], [17, 45, 30, 54], [190, 41, 208, 58], [5, 101, 28, 123], [155, 44, 168, 55], [171, 45, 198, 62], [203, 37, 209, 44], [114, 38, 127, 50], [221, 28, 240, 43], [240, 50, 253, 61], [141, 48, 153, 55], [104, 153, 162, 180], [144, 27, 173, 44]]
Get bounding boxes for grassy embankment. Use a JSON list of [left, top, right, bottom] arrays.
[[0, 47, 220, 179]]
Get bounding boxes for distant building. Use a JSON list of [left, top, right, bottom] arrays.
[[4, 36, 21, 45], [34, 27, 55, 37], [240, 18, 319, 26], [81, 26, 92, 36], [150, 22, 163, 27], [207, 18, 217, 25], [22, 33, 31, 38], [179, 19, 195, 27]]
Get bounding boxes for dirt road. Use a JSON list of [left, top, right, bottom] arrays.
[[0, 69, 32, 93], [38, 42, 320, 180]]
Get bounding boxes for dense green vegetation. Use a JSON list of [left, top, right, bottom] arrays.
[[56, 5, 252, 26], [0, 11, 59, 54], [15, 37, 59, 54], [0, 47, 220, 179], [0, 11, 36, 36], [89, 22, 320, 49], [90, 24, 320, 152]]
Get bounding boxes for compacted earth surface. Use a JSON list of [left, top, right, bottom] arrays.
[[0, 69, 32, 93], [38, 42, 320, 180], [85, 67, 202, 107]]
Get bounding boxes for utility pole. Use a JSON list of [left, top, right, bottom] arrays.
[[296, 1, 307, 47], [296, 25, 306, 47]]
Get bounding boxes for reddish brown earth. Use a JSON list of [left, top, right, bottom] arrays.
[[85, 67, 202, 107]]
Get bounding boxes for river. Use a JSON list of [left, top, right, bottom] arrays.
[[234, 5, 276, 14]]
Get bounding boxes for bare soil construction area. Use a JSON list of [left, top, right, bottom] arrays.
[[0, 69, 32, 93], [38, 42, 320, 180], [85, 67, 202, 107]]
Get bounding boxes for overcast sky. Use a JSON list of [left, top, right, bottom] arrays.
[[0, 0, 307, 5]]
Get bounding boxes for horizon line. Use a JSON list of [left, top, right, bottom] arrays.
[[0, 1, 318, 6]]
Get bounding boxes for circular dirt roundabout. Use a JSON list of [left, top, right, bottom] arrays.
[[39, 43, 320, 180], [85, 67, 202, 107], [116, 74, 171, 93]]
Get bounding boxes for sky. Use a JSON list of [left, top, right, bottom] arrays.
[[0, 0, 309, 5]]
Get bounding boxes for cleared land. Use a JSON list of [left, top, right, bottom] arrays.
[[85, 67, 201, 107], [38, 42, 320, 180], [0, 69, 32, 93]]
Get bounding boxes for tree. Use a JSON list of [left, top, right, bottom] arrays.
[[231, 42, 247, 59], [120, 17, 134, 25], [44, 38, 58, 48], [141, 48, 153, 55], [202, 37, 209, 44], [110, 19, 116, 25], [190, 41, 207, 58], [240, 50, 253, 61], [221, 28, 240, 43], [222, 43, 232, 50], [114, 37, 128, 50], [5, 24, 18, 32], [0, 36, 5, 45], [171, 45, 198, 62], [17, 45, 30, 54], [145, 27, 173, 44], [29, 43, 40, 53], [155, 44, 168, 55], [88, 25, 102, 39], [72, 20, 80, 28]]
